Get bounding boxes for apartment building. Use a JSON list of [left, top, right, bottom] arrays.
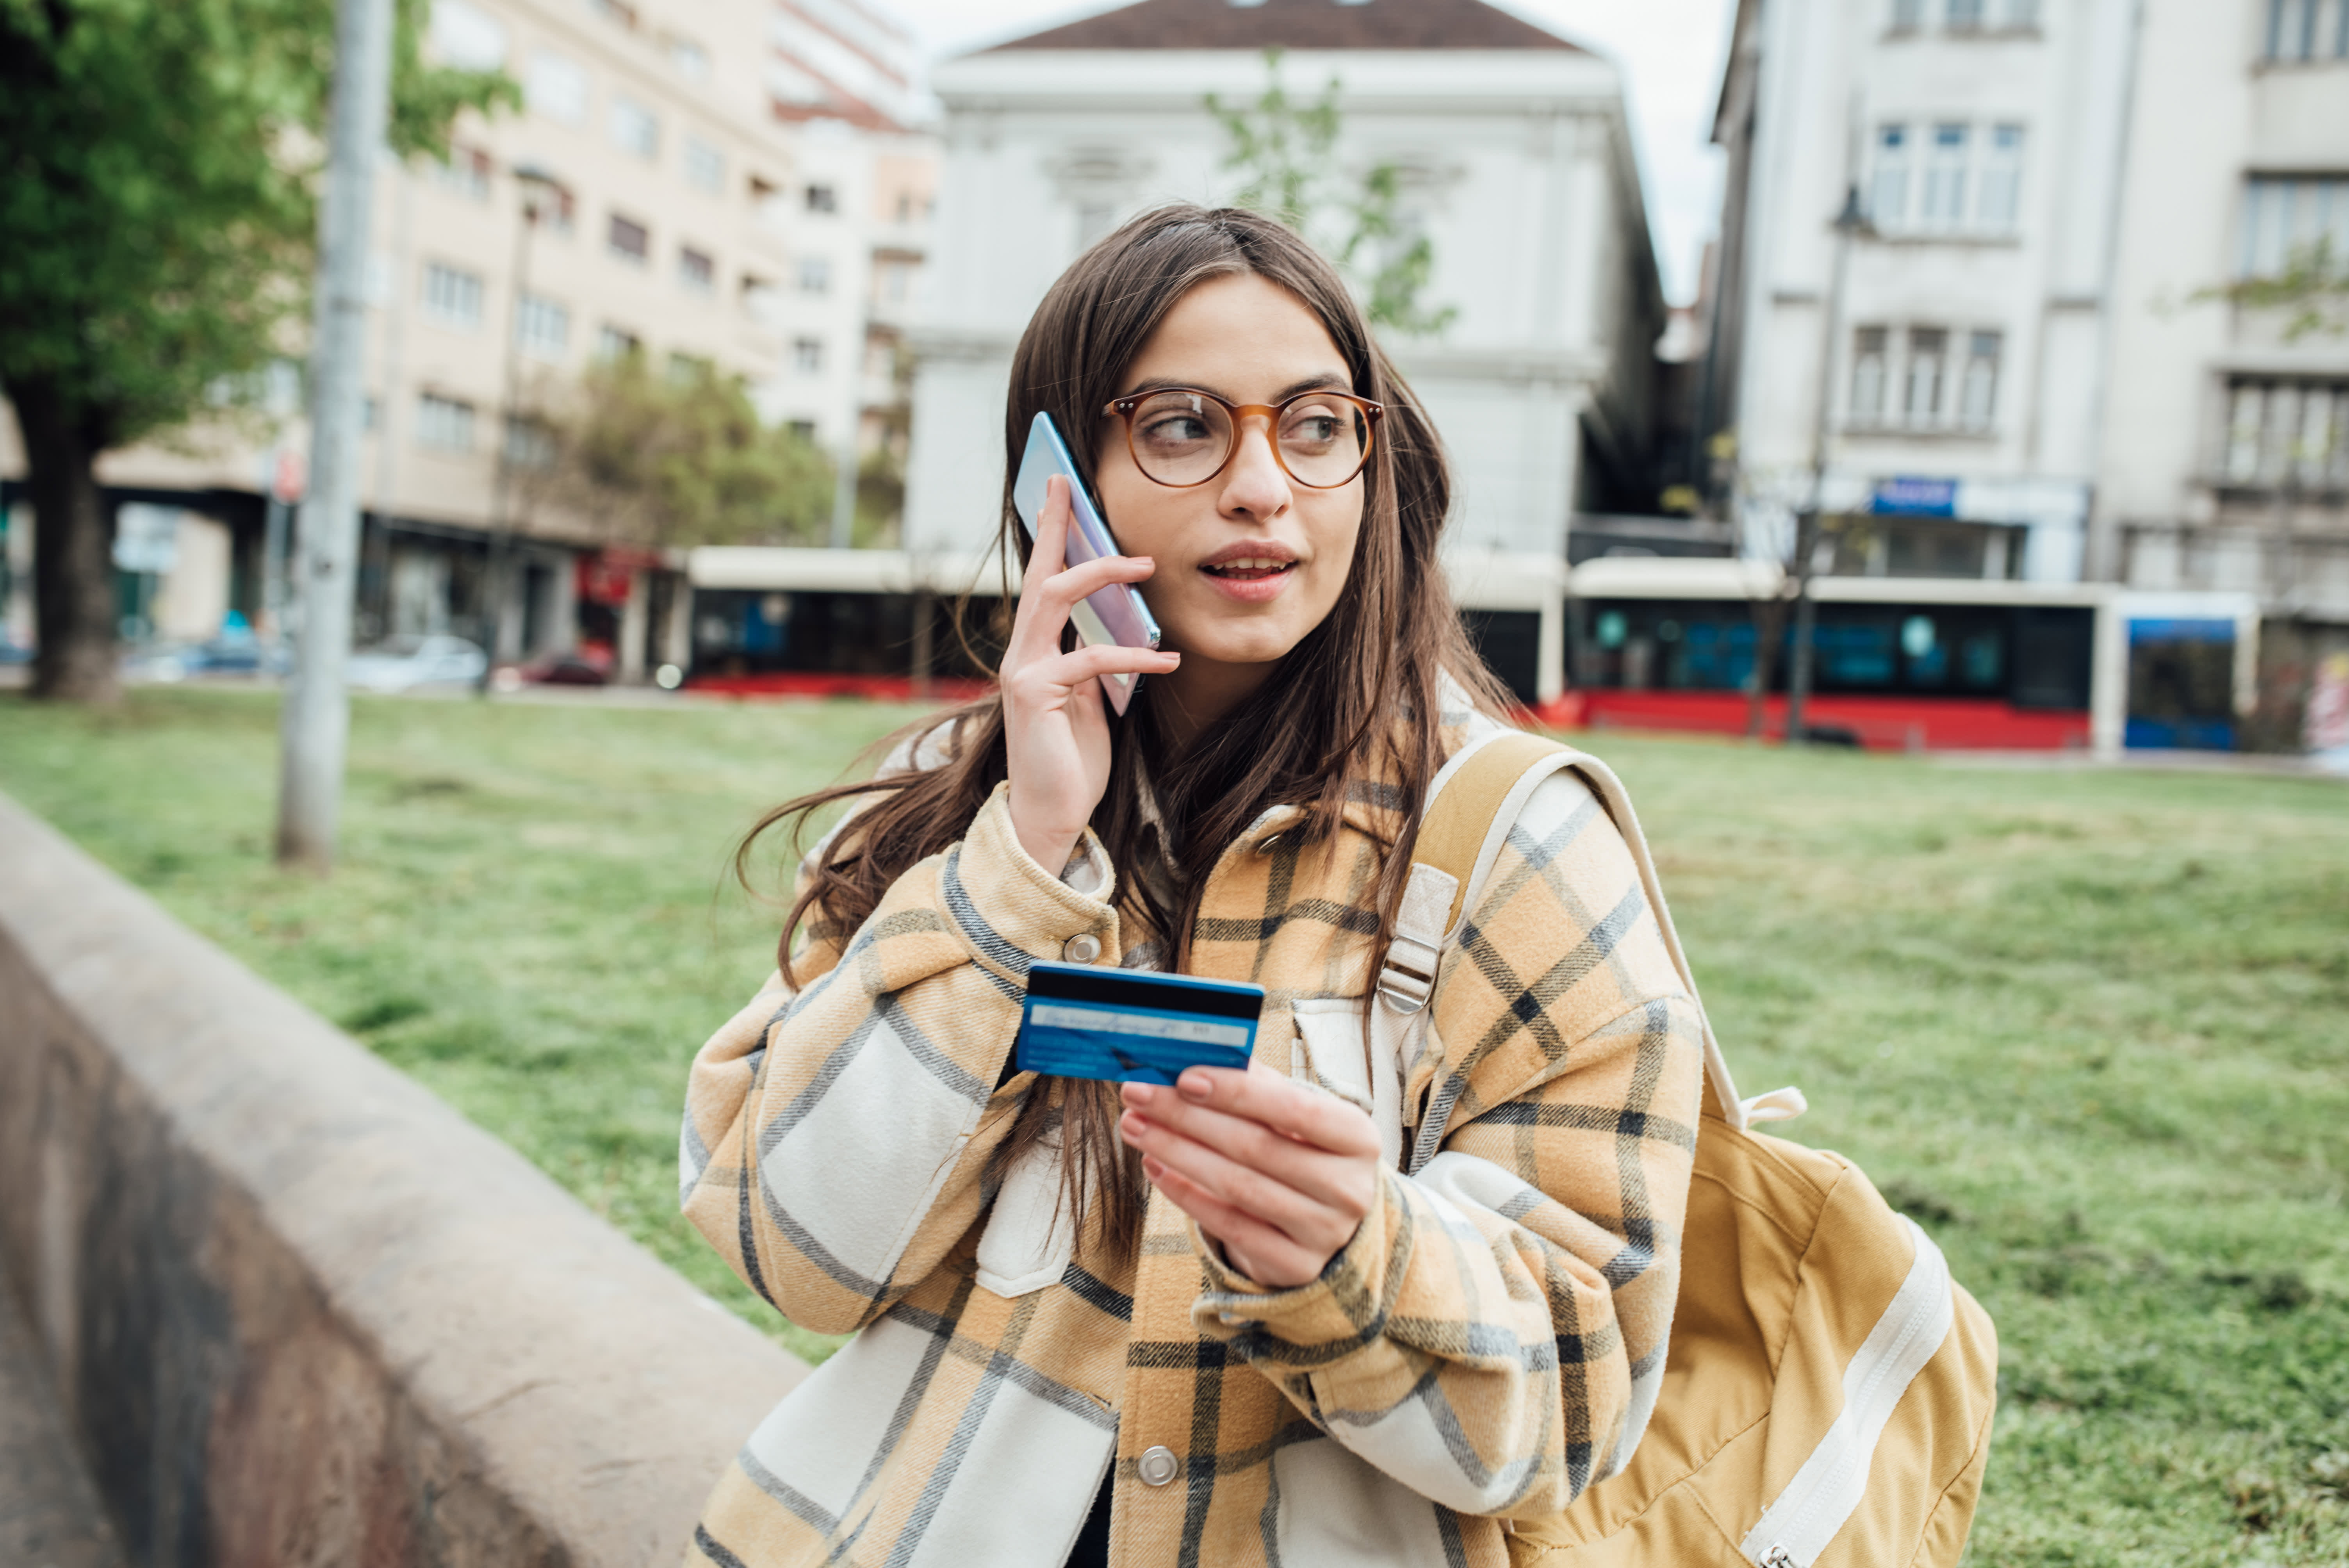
[[2094, 0, 2349, 740], [0, 0, 936, 677], [1701, 0, 2128, 589]]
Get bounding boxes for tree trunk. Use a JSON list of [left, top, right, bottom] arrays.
[[18, 382, 119, 704]]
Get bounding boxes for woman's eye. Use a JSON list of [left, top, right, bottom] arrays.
[[1282, 413, 1342, 447], [1141, 415, 1214, 446]]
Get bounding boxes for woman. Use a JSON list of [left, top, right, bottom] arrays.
[[679, 205, 1705, 1568]]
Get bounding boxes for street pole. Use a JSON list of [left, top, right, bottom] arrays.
[[478, 167, 551, 691], [275, 0, 392, 870], [1785, 182, 1868, 746]]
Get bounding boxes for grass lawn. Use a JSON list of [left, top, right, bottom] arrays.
[[2, 686, 2344, 1566]]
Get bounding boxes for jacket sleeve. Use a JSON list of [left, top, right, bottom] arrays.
[[1189, 768, 1706, 1518], [679, 782, 1122, 1335]]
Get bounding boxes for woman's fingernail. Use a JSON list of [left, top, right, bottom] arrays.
[[1178, 1071, 1212, 1100], [1125, 1082, 1156, 1107], [1143, 1156, 1166, 1181]]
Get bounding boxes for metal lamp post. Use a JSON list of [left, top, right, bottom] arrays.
[[274, 0, 391, 871], [477, 162, 561, 693], [1784, 182, 1873, 745]]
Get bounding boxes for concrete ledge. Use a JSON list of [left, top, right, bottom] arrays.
[[0, 792, 807, 1565]]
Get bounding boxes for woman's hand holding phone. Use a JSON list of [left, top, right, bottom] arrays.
[[1003, 475, 1180, 875]]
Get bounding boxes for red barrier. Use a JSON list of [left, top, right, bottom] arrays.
[[1561, 691, 2089, 750]]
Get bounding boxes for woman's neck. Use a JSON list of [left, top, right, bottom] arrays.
[[1148, 653, 1277, 754]]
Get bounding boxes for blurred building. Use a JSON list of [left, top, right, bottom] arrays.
[[0, 0, 936, 678], [2096, 0, 2349, 744], [889, 0, 1667, 705], [1688, 0, 2346, 749]]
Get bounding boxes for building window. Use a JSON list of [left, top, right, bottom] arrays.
[[2224, 378, 2349, 488], [668, 352, 714, 386], [1870, 125, 1910, 227], [417, 393, 475, 452], [504, 416, 557, 470], [428, 0, 506, 69], [532, 182, 577, 237], [793, 336, 824, 374], [421, 262, 483, 328], [1977, 125, 2025, 231], [1960, 331, 2003, 427], [1921, 124, 1970, 230], [1945, 0, 1984, 29], [805, 183, 837, 214], [435, 146, 491, 201], [684, 136, 725, 194], [593, 0, 637, 27], [2265, 0, 2349, 61], [1889, 0, 1925, 31], [608, 213, 649, 264], [1905, 328, 1948, 421], [668, 35, 710, 80], [595, 324, 642, 361], [679, 246, 716, 293], [741, 276, 781, 325], [517, 292, 569, 358], [797, 255, 831, 294], [1850, 326, 1889, 421], [788, 419, 818, 443], [2002, 0, 2040, 26], [2239, 175, 2349, 277], [525, 50, 587, 125], [608, 96, 659, 159]]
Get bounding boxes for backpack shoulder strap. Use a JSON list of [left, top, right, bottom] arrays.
[[1382, 727, 1753, 1131]]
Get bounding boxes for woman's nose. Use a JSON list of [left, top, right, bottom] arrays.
[[1219, 422, 1290, 519]]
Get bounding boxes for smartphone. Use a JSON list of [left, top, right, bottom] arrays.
[[1018, 961, 1264, 1085], [1010, 411, 1162, 716]]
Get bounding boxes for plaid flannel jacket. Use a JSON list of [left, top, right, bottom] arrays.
[[678, 705, 1706, 1568]]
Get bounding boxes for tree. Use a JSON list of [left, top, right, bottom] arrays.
[[521, 355, 836, 549], [2198, 238, 2349, 341], [1207, 50, 1458, 337], [0, 0, 510, 702]]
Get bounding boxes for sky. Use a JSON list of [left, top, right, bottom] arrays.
[[876, 0, 1737, 306]]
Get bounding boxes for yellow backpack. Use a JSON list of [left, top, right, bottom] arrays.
[[1397, 733, 1999, 1568]]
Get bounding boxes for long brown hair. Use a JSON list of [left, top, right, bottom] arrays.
[[739, 205, 1510, 1262]]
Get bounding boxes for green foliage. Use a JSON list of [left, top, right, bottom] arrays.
[[1206, 50, 1458, 338], [525, 354, 837, 548], [2196, 239, 2349, 340], [4, 691, 2345, 1560], [0, 0, 513, 444]]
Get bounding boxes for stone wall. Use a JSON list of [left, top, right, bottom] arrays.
[[0, 793, 806, 1566]]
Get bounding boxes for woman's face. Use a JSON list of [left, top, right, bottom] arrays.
[[1092, 273, 1366, 700]]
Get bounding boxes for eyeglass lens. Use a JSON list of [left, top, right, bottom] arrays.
[[1126, 391, 1368, 488]]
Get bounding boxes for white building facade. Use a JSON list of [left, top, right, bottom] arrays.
[[898, 0, 1666, 704], [1704, 0, 2137, 588]]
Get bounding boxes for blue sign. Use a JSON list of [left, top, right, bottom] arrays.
[[1869, 476, 1959, 517], [2127, 617, 2235, 645]]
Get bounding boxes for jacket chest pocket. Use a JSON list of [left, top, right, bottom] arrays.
[[975, 1132, 1076, 1297], [1288, 998, 1429, 1172]]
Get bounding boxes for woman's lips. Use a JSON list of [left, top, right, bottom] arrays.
[[1198, 559, 1296, 602]]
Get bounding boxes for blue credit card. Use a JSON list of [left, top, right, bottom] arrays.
[[1016, 961, 1264, 1084]]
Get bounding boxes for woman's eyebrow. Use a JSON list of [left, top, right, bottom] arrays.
[[1116, 371, 1357, 403]]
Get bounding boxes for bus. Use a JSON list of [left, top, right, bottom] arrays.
[[1565, 558, 2258, 754]]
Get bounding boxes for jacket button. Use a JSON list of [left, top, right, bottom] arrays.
[[1137, 1445, 1178, 1487], [1063, 933, 1103, 964]]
